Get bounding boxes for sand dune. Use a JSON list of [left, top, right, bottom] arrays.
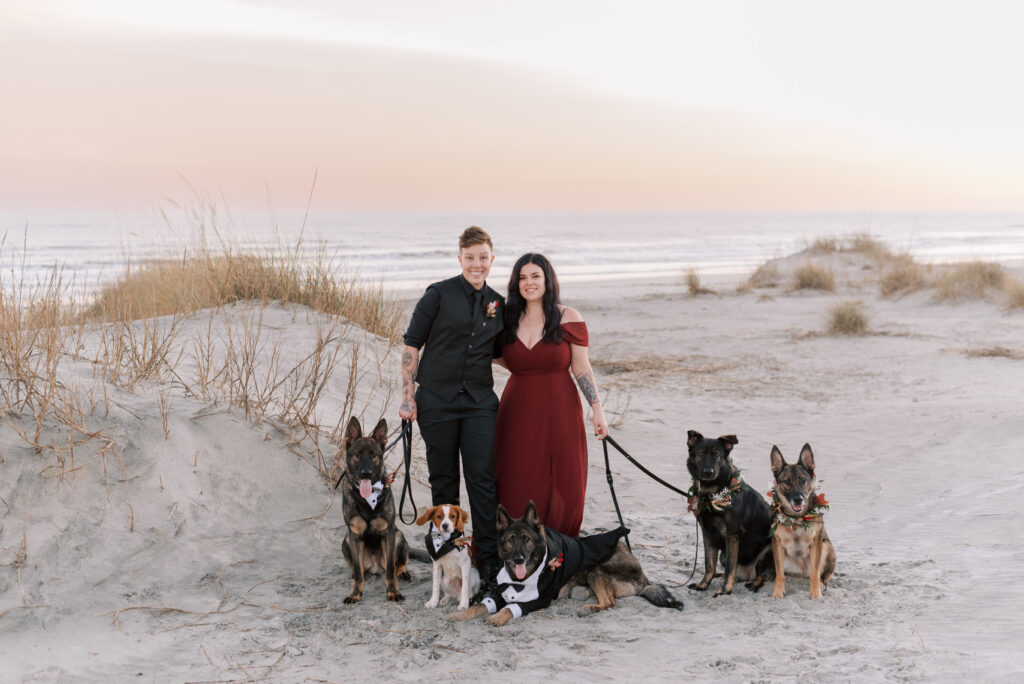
[[1, 255, 1022, 682]]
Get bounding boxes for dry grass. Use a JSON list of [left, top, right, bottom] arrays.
[[809, 233, 892, 260], [792, 263, 835, 292], [1004, 278, 1024, 310], [1, 228, 406, 487], [685, 269, 715, 296], [933, 261, 1006, 301], [880, 254, 928, 297], [963, 346, 1024, 360], [745, 262, 782, 290], [828, 300, 869, 335], [85, 240, 402, 343]]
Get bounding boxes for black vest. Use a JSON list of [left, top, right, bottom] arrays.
[[417, 276, 504, 402]]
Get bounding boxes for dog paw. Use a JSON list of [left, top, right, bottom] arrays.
[[457, 600, 469, 611], [712, 589, 732, 597], [688, 583, 708, 592], [770, 590, 785, 599], [399, 571, 412, 581], [343, 595, 362, 604], [424, 598, 439, 609], [387, 591, 405, 602]]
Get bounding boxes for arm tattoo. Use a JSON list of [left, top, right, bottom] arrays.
[[401, 348, 418, 408], [575, 371, 599, 406]]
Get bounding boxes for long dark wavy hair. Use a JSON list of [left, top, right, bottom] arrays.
[[504, 253, 563, 345]]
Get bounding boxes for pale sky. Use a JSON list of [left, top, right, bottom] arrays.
[[2, 0, 1023, 213]]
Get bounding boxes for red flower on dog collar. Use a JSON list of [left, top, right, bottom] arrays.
[[547, 553, 564, 570]]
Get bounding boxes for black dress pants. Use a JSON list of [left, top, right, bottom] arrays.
[[416, 387, 499, 570]]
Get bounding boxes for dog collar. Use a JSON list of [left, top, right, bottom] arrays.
[[687, 475, 743, 514], [768, 491, 830, 534]]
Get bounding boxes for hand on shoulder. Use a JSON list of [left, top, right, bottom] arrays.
[[559, 306, 583, 324]]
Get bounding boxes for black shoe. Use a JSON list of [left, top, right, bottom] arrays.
[[472, 563, 500, 604]]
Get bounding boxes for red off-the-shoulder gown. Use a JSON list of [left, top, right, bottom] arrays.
[[494, 321, 589, 536]]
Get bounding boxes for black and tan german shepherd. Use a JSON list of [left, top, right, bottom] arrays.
[[686, 430, 772, 596], [450, 501, 682, 626], [768, 443, 836, 599], [340, 417, 410, 603]]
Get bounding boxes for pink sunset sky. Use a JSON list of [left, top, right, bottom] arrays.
[[2, 0, 1023, 214]]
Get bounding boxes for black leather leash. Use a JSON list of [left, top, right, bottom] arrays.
[[396, 419, 417, 526], [601, 433, 701, 585]]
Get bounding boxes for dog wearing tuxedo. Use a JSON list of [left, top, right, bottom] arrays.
[[449, 501, 683, 626]]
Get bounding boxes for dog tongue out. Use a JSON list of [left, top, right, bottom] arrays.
[[359, 479, 373, 499], [514, 563, 528, 580]]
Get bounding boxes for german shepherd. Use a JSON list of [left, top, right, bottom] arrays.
[[768, 443, 836, 599], [686, 430, 772, 596], [340, 417, 410, 603], [450, 501, 683, 627]]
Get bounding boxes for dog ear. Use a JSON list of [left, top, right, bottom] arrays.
[[345, 417, 362, 448], [524, 500, 544, 530], [371, 418, 388, 447], [770, 445, 786, 474], [798, 443, 816, 473], [455, 506, 470, 531], [415, 506, 437, 526], [496, 504, 512, 535], [719, 435, 738, 453], [686, 430, 703, 448]]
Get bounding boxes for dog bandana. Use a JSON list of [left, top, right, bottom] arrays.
[[359, 480, 385, 510], [425, 524, 464, 561]]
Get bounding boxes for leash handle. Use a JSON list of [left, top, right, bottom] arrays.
[[397, 419, 418, 526]]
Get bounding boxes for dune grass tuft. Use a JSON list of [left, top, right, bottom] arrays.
[[828, 300, 869, 335], [1004, 278, 1024, 310], [745, 262, 781, 289], [686, 269, 715, 296], [84, 240, 402, 342], [792, 263, 835, 292], [933, 261, 1006, 301], [880, 254, 928, 297]]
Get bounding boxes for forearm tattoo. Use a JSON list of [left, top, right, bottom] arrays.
[[575, 371, 599, 406], [401, 348, 418, 409]]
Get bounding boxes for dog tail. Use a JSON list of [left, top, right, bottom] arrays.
[[640, 582, 684, 611], [407, 547, 432, 564]]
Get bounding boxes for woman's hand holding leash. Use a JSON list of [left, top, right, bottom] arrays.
[[593, 404, 609, 440]]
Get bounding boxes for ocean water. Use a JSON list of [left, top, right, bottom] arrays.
[[2, 210, 1022, 296]]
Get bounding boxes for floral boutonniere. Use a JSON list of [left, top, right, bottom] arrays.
[[547, 552, 564, 570], [486, 301, 499, 318]]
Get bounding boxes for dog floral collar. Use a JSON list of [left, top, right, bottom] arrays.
[[767, 491, 829, 534], [687, 474, 743, 514]]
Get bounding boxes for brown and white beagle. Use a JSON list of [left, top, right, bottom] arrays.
[[415, 504, 480, 610]]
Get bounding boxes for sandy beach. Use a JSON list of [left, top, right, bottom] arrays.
[[2, 247, 1023, 683]]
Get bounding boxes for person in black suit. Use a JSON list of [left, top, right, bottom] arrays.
[[400, 226, 505, 592]]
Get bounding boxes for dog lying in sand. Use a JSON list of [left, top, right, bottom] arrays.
[[448, 501, 683, 626]]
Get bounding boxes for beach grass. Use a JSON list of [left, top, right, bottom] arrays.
[[828, 300, 869, 335], [686, 269, 715, 296], [1006, 278, 1024, 310], [933, 261, 1006, 301], [792, 263, 835, 291], [0, 231, 406, 483], [880, 254, 928, 297]]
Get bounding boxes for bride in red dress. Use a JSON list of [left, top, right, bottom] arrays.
[[493, 253, 609, 536]]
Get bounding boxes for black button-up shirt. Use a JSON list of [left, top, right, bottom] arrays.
[[404, 275, 504, 402]]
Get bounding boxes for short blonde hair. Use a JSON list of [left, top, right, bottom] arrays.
[[459, 226, 493, 251]]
